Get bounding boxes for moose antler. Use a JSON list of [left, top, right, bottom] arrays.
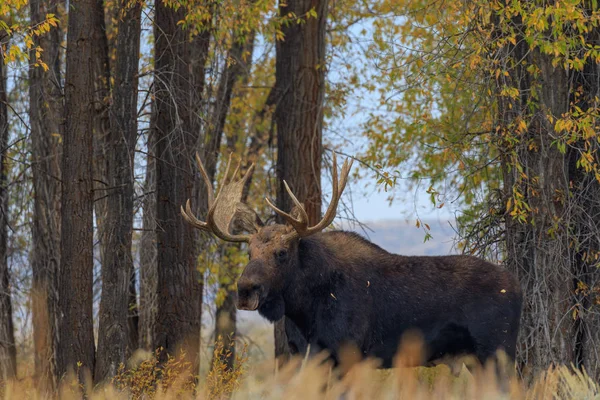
[[265, 153, 353, 240], [181, 153, 256, 243]]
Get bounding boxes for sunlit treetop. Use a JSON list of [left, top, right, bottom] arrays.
[[1, 1, 59, 69], [330, 1, 598, 197]]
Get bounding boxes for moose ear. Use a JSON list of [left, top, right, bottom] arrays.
[[232, 202, 264, 234]]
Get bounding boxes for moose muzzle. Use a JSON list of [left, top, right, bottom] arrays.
[[236, 260, 266, 311]]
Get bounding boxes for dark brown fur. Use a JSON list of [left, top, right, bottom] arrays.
[[237, 227, 522, 369]]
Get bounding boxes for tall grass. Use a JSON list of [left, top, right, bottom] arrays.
[[1, 337, 598, 399]]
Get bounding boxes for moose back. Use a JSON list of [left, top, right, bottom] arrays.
[[181, 153, 523, 369]]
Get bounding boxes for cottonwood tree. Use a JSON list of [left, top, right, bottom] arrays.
[[91, 0, 110, 259], [152, 0, 204, 366], [0, 30, 16, 383], [273, 0, 330, 361], [206, 24, 261, 370], [487, 2, 600, 379], [95, 0, 143, 383], [350, 0, 600, 380], [139, 121, 157, 351], [0, 0, 63, 388], [28, 0, 63, 390], [57, 0, 96, 379], [139, 7, 158, 354]]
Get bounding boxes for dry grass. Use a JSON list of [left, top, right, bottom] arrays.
[[1, 338, 599, 399]]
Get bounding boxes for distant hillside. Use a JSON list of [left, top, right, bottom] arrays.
[[346, 219, 458, 256]]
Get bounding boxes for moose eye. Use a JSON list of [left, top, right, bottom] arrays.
[[275, 249, 288, 261]]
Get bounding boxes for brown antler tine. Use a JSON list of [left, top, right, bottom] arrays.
[[268, 154, 353, 240], [291, 154, 353, 237], [331, 152, 339, 197], [265, 197, 304, 230], [232, 158, 242, 181], [339, 158, 354, 193], [185, 199, 197, 218], [180, 205, 194, 227], [180, 205, 191, 224], [195, 152, 214, 205], [265, 197, 294, 221], [215, 153, 233, 202], [283, 181, 309, 224], [241, 163, 255, 184], [181, 199, 207, 230]]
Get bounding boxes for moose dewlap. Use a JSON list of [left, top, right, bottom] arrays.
[[181, 153, 523, 371]]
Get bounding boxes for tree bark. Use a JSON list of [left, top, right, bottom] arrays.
[[127, 268, 139, 355], [139, 132, 157, 351], [500, 53, 572, 378], [153, 1, 203, 367], [0, 33, 16, 383], [494, 14, 600, 379], [569, 27, 600, 376], [213, 267, 237, 371], [28, 0, 63, 390], [273, 0, 329, 364], [210, 32, 258, 371], [91, 0, 111, 288], [95, 0, 142, 383], [211, 91, 274, 369], [57, 0, 96, 380]]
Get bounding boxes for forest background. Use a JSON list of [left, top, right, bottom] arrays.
[[0, 0, 599, 396]]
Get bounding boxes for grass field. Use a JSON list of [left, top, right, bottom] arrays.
[[3, 331, 599, 400]]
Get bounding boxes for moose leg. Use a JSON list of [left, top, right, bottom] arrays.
[[469, 337, 515, 393], [285, 316, 308, 356]]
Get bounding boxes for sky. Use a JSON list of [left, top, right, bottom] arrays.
[[348, 182, 455, 223], [318, 16, 461, 227], [323, 106, 458, 227]]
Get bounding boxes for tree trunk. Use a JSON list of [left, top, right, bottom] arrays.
[[57, 0, 96, 380], [0, 33, 16, 383], [273, 0, 329, 364], [128, 268, 139, 355], [500, 54, 572, 378], [210, 32, 259, 371], [495, 15, 600, 379], [153, 1, 203, 367], [569, 27, 600, 376], [212, 86, 274, 371], [95, 0, 142, 382], [213, 267, 237, 371], [139, 132, 157, 351], [28, 0, 63, 390], [91, 0, 111, 292]]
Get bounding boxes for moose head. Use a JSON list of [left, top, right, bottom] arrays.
[[181, 153, 353, 317]]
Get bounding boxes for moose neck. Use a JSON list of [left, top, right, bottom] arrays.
[[278, 230, 392, 338], [280, 233, 338, 337]]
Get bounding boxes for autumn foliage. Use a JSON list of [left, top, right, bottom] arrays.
[[1, 0, 600, 396]]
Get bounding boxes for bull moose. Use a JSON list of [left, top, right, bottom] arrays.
[[181, 153, 522, 372]]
